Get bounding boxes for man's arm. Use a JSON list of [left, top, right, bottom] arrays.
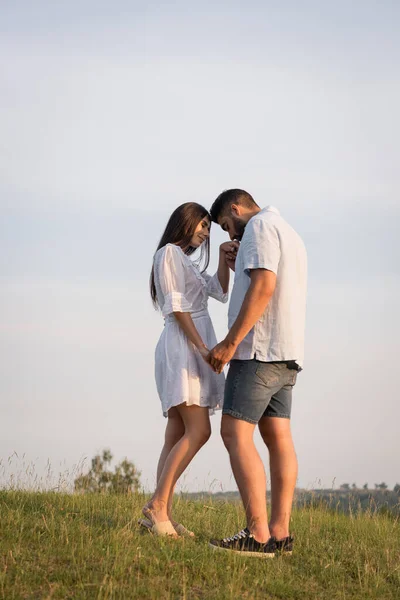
[[208, 269, 276, 373]]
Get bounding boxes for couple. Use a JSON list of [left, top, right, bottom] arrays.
[[141, 188, 307, 558]]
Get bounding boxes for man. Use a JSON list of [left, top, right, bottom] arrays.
[[207, 189, 307, 558]]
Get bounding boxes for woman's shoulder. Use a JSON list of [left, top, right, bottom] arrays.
[[154, 244, 186, 263]]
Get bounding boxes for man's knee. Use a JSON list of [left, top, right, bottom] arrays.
[[259, 419, 293, 450], [221, 415, 256, 451], [220, 419, 236, 450], [260, 429, 275, 450], [220, 417, 247, 451]]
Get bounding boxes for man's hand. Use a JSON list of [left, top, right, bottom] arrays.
[[207, 339, 237, 374]]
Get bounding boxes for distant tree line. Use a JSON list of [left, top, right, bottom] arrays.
[[339, 482, 400, 492], [74, 449, 141, 494], [73, 450, 400, 518], [183, 485, 400, 517]]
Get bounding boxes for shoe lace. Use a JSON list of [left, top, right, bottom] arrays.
[[223, 529, 249, 543]]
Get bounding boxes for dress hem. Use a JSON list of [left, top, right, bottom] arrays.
[[162, 398, 223, 418]]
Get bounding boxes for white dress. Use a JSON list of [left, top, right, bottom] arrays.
[[153, 243, 228, 417]]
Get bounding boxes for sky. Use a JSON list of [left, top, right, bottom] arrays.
[[1, 0, 399, 493]]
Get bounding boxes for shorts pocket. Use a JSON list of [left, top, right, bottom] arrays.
[[227, 361, 246, 396], [254, 362, 281, 387]]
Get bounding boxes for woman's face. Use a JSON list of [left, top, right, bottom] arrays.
[[190, 215, 211, 248]]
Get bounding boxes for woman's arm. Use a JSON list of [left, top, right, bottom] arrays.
[[157, 246, 209, 361], [173, 312, 209, 360], [217, 241, 239, 291]]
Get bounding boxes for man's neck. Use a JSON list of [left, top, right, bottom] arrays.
[[244, 207, 261, 223]]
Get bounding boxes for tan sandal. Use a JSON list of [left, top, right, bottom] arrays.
[[139, 517, 194, 538], [138, 517, 153, 531], [174, 523, 195, 538], [140, 508, 178, 538], [138, 516, 177, 537]]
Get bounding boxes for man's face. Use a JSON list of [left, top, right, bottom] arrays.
[[218, 212, 246, 241]]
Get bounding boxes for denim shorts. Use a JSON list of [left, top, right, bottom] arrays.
[[223, 359, 298, 424]]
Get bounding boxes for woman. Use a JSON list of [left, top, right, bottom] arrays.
[[140, 202, 238, 537]]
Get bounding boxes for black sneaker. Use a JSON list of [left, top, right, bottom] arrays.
[[275, 535, 294, 554], [209, 528, 278, 558]]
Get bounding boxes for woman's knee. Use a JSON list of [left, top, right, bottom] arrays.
[[165, 428, 184, 447], [186, 421, 211, 447], [178, 406, 211, 447], [165, 413, 185, 446], [196, 422, 212, 446]]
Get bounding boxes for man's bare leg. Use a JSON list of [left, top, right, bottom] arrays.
[[221, 414, 270, 543], [258, 416, 297, 540]]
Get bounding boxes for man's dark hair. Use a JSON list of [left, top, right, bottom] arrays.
[[209, 189, 258, 223]]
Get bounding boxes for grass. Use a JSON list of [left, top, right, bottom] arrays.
[[1, 491, 399, 599]]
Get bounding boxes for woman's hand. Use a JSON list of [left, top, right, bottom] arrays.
[[220, 241, 239, 272], [198, 346, 211, 365]]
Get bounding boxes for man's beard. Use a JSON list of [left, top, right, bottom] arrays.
[[232, 215, 246, 241]]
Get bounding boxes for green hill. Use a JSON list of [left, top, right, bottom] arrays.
[[1, 490, 399, 599]]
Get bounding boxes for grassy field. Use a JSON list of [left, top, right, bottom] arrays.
[[1, 491, 399, 599]]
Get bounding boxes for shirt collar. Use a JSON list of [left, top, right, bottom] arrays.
[[260, 205, 280, 216]]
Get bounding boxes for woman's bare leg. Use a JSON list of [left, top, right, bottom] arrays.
[[144, 404, 211, 524], [155, 407, 185, 522]]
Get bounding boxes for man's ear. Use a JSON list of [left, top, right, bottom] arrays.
[[231, 203, 240, 217]]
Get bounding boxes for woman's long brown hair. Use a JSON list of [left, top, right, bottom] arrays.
[[150, 202, 211, 308]]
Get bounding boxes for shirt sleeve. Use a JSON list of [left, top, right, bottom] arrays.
[[241, 219, 281, 276], [157, 245, 192, 316], [201, 271, 229, 304]]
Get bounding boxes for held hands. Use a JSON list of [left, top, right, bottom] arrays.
[[220, 241, 239, 272], [198, 341, 237, 373], [198, 346, 211, 364], [206, 339, 237, 374]]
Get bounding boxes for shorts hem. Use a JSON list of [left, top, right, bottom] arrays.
[[263, 412, 291, 419], [222, 409, 258, 425]]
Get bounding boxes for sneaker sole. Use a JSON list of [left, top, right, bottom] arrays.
[[209, 542, 277, 558]]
